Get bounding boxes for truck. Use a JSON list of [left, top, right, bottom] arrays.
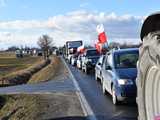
[[65, 40, 83, 63], [137, 13, 160, 120]]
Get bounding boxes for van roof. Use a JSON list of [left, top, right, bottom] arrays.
[[113, 48, 139, 53]]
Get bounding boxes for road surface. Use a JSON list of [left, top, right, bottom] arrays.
[[0, 79, 76, 94], [67, 63, 138, 120]]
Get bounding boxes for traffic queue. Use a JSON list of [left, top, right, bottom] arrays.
[[66, 44, 139, 105], [64, 24, 139, 105]]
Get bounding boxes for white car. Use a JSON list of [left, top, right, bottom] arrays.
[[77, 55, 82, 69], [95, 55, 105, 82], [71, 55, 77, 66]]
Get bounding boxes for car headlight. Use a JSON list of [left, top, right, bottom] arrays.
[[118, 79, 133, 85]]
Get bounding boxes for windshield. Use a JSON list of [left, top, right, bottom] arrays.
[[86, 50, 100, 56], [114, 50, 139, 69], [67, 41, 82, 48]]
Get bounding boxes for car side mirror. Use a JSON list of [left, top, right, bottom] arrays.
[[105, 65, 111, 70]]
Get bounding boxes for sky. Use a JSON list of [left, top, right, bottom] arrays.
[[0, 0, 159, 49]]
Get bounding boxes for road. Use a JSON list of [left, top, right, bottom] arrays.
[[0, 79, 76, 94], [68, 63, 138, 120]]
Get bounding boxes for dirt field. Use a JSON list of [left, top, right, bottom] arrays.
[[0, 52, 42, 78]]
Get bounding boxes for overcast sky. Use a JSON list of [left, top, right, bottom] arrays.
[[0, 0, 159, 49]]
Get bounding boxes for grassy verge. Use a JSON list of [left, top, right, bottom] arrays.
[[0, 93, 84, 120], [0, 94, 42, 120], [0, 52, 51, 86], [28, 56, 60, 83], [0, 59, 50, 86]]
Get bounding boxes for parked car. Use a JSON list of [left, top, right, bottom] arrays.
[[77, 54, 83, 69], [101, 48, 139, 105], [82, 48, 100, 74], [95, 55, 105, 82]]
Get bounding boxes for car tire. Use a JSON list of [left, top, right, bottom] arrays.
[[112, 86, 120, 105], [137, 32, 160, 120], [85, 67, 89, 74]]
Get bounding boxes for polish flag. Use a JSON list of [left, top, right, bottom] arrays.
[[96, 24, 107, 44], [95, 42, 102, 53], [77, 45, 85, 53]]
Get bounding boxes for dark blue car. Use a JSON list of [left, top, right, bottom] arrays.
[[101, 48, 139, 105]]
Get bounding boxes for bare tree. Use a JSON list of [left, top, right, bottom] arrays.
[[37, 34, 53, 59]]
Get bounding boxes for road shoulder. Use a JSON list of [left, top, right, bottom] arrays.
[[0, 56, 86, 120]]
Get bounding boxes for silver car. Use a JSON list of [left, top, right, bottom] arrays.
[[95, 55, 105, 83], [101, 48, 139, 105]]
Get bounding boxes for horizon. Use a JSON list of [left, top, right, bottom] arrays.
[[0, 0, 158, 49]]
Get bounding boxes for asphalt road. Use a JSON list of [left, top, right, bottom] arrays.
[[0, 79, 76, 94], [68, 63, 138, 120]]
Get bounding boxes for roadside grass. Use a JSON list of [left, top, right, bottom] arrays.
[[28, 56, 60, 84], [0, 94, 39, 120], [0, 52, 42, 79], [0, 52, 52, 86], [0, 93, 84, 120]]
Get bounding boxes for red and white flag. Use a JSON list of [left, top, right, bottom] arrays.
[[77, 45, 85, 53], [96, 24, 107, 44], [95, 42, 102, 53]]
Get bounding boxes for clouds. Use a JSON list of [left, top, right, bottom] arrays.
[[48, 10, 143, 45], [0, 10, 144, 49], [0, 20, 56, 30]]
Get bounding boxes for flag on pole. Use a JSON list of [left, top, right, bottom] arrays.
[[95, 42, 102, 53], [96, 24, 107, 44]]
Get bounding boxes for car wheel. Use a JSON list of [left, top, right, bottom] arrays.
[[112, 86, 119, 105], [85, 67, 89, 74]]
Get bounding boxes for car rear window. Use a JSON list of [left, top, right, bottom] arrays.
[[114, 51, 139, 69], [86, 50, 100, 56]]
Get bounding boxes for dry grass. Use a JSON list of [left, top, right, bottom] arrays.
[[0, 52, 51, 86], [0, 52, 15, 58], [0, 59, 50, 85], [0, 93, 84, 120], [0, 94, 41, 120], [28, 56, 60, 83], [0, 52, 42, 78]]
